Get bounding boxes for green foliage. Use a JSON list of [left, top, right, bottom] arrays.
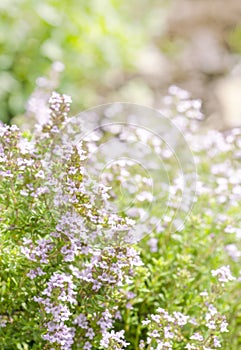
[[228, 25, 241, 54], [0, 0, 146, 123]]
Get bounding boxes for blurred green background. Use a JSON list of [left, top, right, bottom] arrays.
[[0, 0, 165, 123], [1, 0, 241, 127]]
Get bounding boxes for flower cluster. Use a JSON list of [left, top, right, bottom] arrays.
[[140, 279, 231, 350], [211, 265, 236, 285]]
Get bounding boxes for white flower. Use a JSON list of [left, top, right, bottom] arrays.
[[190, 332, 203, 341], [211, 265, 236, 284], [220, 319, 229, 332], [206, 320, 216, 330], [208, 304, 217, 316], [164, 326, 174, 339], [185, 344, 196, 350], [173, 311, 189, 326], [142, 319, 151, 325], [213, 336, 221, 348]]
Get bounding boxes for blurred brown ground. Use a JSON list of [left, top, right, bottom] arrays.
[[135, 0, 241, 129]]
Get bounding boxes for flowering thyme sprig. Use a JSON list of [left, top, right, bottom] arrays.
[[17, 92, 140, 349]]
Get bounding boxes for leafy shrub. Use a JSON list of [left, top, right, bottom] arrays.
[[1, 87, 241, 349]]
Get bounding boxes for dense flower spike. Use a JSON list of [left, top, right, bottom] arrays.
[[49, 92, 72, 122]]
